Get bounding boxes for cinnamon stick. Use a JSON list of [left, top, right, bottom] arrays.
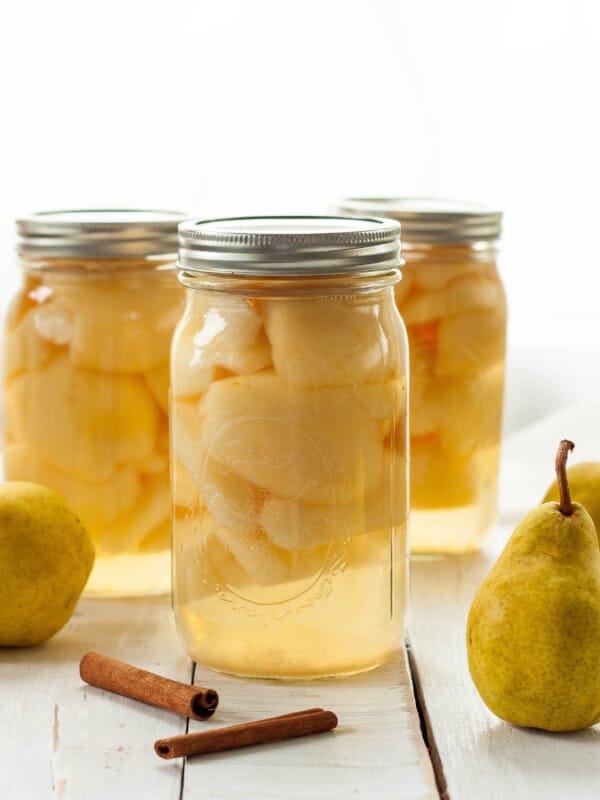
[[154, 707, 338, 759], [79, 651, 218, 720]]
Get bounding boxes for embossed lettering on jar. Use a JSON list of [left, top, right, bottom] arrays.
[[171, 216, 409, 678], [2, 210, 186, 596], [339, 199, 507, 555]]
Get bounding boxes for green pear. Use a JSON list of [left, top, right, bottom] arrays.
[[0, 481, 94, 646], [467, 440, 600, 732], [543, 461, 600, 536]]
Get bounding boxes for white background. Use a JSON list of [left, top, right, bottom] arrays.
[[1, 0, 600, 427]]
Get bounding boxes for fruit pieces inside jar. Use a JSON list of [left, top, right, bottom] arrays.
[[171, 290, 406, 595], [397, 248, 506, 511], [2, 265, 184, 557]]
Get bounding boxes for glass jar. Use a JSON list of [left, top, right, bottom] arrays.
[[171, 216, 408, 678], [2, 210, 186, 596], [339, 199, 506, 554]]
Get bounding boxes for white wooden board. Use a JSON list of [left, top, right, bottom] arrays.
[[6, 516, 600, 798], [0, 597, 437, 800], [0, 597, 190, 800], [184, 650, 438, 800]]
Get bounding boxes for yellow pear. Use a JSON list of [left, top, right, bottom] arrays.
[[543, 461, 600, 536], [467, 440, 600, 731], [0, 482, 95, 646]]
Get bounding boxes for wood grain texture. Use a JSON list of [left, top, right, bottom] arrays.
[[0, 596, 438, 800], [182, 650, 438, 800], [0, 597, 190, 800], [5, 517, 600, 798], [409, 522, 600, 800]]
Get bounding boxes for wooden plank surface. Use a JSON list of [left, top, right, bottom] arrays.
[[0, 597, 190, 800], [183, 650, 438, 800], [0, 596, 438, 800], [6, 520, 600, 799], [409, 522, 600, 800], [5, 521, 600, 798]]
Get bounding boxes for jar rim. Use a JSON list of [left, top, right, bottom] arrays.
[[336, 198, 502, 244], [17, 209, 186, 258], [177, 215, 401, 276]]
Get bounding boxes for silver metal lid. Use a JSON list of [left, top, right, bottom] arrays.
[[17, 209, 186, 258], [337, 198, 502, 243], [177, 216, 401, 276]]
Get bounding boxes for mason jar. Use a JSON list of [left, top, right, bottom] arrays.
[[339, 199, 506, 554], [171, 216, 408, 678], [2, 210, 186, 596]]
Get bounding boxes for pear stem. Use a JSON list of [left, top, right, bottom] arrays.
[[555, 439, 575, 516]]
